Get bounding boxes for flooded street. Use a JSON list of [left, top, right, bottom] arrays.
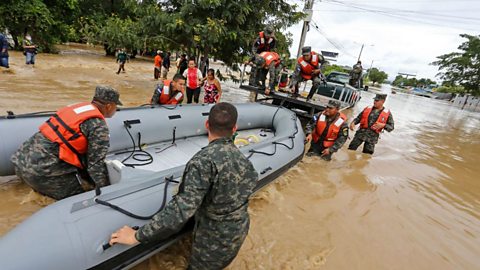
[[1, 47, 479, 269]]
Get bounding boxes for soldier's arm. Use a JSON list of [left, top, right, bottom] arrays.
[[270, 38, 276, 51], [330, 122, 349, 152], [384, 113, 394, 132], [305, 113, 319, 135], [290, 63, 302, 86], [353, 110, 363, 125], [151, 82, 164, 104], [251, 37, 261, 54], [135, 158, 212, 243], [80, 118, 110, 187]]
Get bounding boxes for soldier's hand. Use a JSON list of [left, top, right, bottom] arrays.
[[305, 134, 312, 143], [109, 226, 140, 246], [349, 122, 356, 131], [321, 148, 330, 156], [372, 122, 386, 130]]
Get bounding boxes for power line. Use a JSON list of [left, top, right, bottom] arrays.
[[323, 0, 480, 31], [309, 19, 357, 59], [312, 9, 480, 21]]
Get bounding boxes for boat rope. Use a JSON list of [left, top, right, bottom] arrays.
[[1, 110, 56, 119], [115, 121, 154, 167], [93, 176, 179, 220], [247, 107, 299, 159]]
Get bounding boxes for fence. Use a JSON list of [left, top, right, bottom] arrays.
[[453, 94, 480, 112]]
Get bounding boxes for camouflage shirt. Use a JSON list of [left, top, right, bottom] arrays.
[[11, 117, 110, 187], [352, 107, 395, 143], [136, 137, 258, 267], [306, 112, 349, 152]]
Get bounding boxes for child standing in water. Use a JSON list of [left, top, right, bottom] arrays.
[[203, 69, 222, 104]]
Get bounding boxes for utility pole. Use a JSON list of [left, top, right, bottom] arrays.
[[365, 60, 374, 79], [297, 0, 315, 58], [357, 44, 364, 62]]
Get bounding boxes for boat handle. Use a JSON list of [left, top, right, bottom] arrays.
[[102, 226, 139, 251]]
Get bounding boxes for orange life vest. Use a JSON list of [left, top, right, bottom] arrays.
[[312, 112, 347, 148], [258, 31, 274, 51], [157, 80, 184, 105], [259, 51, 280, 67], [298, 52, 320, 80], [360, 106, 390, 133], [39, 102, 105, 168]]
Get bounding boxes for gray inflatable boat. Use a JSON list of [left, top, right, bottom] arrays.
[[0, 103, 304, 270]]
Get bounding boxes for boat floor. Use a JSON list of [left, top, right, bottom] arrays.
[[106, 128, 274, 174]]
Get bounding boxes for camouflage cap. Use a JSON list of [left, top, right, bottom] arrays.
[[373, 93, 387, 101], [254, 55, 266, 67], [94, 85, 122, 105], [302, 46, 312, 55], [327, 100, 341, 108], [264, 26, 274, 35]]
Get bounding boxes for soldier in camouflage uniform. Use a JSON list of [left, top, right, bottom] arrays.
[[10, 86, 122, 200], [252, 52, 282, 95], [110, 102, 258, 270], [249, 26, 276, 86], [305, 100, 349, 161], [348, 93, 394, 154]]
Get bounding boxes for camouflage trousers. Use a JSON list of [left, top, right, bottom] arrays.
[[14, 166, 84, 200], [292, 75, 323, 99], [348, 131, 377, 154], [187, 217, 250, 270]]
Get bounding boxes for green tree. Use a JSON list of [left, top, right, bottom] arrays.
[[151, 0, 303, 65], [367, 67, 388, 85], [432, 34, 480, 96], [0, 0, 78, 52]]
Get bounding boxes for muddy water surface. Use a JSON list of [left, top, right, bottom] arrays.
[[1, 46, 479, 269]]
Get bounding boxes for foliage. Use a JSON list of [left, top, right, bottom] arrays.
[[367, 67, 388, 85], [0, 0, 78, 52], [435, 85, 465, 94], [99, 16, 141, 52], [323, 64, 348, 75], [1, 0, 303, 65], [392, 75, 436, 88], [432, 34, 480, 96]]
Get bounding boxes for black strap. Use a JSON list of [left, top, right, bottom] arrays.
[[53, 114, 81, 141], [46, 120, 84, 167]]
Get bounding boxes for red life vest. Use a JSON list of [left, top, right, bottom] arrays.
[[259, 51, 280, 67], [186, 67, 199, 89], [298, 52, 320, 80], [39, 102, 105, 168], [359, 106, 390, 133], [157, 80, 184, 105], [258, 31, 274, 51], [312, 112, 347, 148]]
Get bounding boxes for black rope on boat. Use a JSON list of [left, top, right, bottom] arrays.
[[248, 111, 299, 159], [118, 121, 153, 167], [94, 176, 179, 220]]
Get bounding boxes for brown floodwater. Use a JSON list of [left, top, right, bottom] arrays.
[[1, 45, 479, 269]]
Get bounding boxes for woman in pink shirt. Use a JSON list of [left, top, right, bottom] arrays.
[[182, 59, 203, 104], [202, 69, 222, 104]]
